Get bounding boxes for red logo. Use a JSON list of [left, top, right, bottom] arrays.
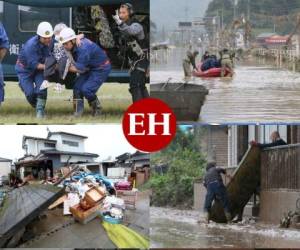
[[122, 98, 177, 152]]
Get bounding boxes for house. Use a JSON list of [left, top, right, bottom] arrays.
[[101, 151, 150, 186], [15, 131, 100, 179], [0, 157, 12, 177]]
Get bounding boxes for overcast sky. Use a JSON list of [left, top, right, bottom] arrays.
[[0, 125, 136, 162], [151, 0, 211, 30]]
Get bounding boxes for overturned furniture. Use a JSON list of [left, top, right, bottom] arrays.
[[150, 82, 209, 121], [0, 184, 64, 247], [210, 146, 261, 223]]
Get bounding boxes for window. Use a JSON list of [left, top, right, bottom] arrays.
[[62, 140, 79, 147], [0, 3, 3, 22], [18, 6, 67, 32], [44, 142, 55, 148]]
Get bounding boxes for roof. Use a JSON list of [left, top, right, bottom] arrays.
[[0, 157, 12, 162], [47, 132, 88, 139], [40, 150, 98, 158], [23, 136, 57, 143]]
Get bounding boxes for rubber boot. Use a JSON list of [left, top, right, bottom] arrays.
[[225, 212, 231, 223], [26, 94, 37, 108], [129, 87, 143, 103], [205, 211, 210, 224], [36, 98, 46, 119], [73, 98, 84, 117], [141, 86, 149, 98], [89, 97, 102, 116]]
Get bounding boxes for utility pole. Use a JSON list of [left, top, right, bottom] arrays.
[[247, 0, 250, 21], [233, 0, 237, 20]]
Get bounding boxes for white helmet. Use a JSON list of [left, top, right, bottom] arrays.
[[59, 27, 77, 44], [37, 22, 54, 38]]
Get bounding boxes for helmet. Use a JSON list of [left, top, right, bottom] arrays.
[[120, 3, 134, 16], [58, 27, 77, 44], [37, 22, 54, 38]]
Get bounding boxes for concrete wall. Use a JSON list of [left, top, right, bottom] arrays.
[[260, 190, 300, 224], [25, 139, 56, 156], [49, 134, 85, 153], [200, 126, 228, 168], [194, 180, 206, 211], [0, 161, 11, 176]]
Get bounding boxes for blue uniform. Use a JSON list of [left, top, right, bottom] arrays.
[[15, 35, 54, 106], [72, 38, 111, 102], [0, 23, 9, 104]]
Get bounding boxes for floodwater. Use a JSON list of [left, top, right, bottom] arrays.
[[150, 207, 300, 248], [151, 48, 300, 123]]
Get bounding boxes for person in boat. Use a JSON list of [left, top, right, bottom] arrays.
[[203, 162, 232, 224], [201, 51, 210, 62], [182, 46, 199, 77], [200, 55, 221, 72], [220, 48, 234, 77]]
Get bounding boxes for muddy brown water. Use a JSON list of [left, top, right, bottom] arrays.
[[150, 207, 300, 248], [151, 49, 300, 123]]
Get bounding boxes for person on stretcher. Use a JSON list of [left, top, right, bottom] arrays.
[[40, 23, 84, 91]]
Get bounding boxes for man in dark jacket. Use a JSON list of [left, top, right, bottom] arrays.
[[250, 131, 287, 149], [203, 162, 232, 223]]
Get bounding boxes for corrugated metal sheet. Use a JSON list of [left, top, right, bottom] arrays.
[[261, 144, 300, 191]]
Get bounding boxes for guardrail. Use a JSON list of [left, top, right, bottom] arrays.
[[261, 144, 300, 191]]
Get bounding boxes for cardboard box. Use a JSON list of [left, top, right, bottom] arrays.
[[84, 186, 106, 207], [70, 203, 101, 224]]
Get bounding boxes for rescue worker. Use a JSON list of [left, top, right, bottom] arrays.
[[112, 3, 149, 102], [59, 27, 111, 117], [220, 48, 233, 77], [250, 131, 287, 149], [203, 162, 232, 224], [15, 22, 54, 118], [182, 46, 199, 77], [0, 22, 9, 106]]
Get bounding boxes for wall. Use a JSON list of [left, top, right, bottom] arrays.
[[49, 134, 85, 153], [25, 139, 56, 156], [260, 144, 300, 223], [200, 126, 228, 168], [60, 154, 95, 164], [0, 161, 11, 176], [260, 190, 300, 224]]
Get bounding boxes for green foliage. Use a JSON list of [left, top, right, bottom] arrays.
[[150, 127, 206, 208]]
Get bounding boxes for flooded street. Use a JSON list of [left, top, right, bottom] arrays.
[[151, 49, 300, 123], [150, 207, 300, 248]]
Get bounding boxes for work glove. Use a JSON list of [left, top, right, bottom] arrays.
[[250, 140, 258, 146], [112, 10, 123, 26]]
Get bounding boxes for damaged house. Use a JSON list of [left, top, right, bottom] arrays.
[[102, 151, 150, 186], [15, 131, 100, 179]]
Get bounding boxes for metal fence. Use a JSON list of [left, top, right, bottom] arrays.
[[261, 144, 300, 191]]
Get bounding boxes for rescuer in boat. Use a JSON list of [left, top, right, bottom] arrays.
[[201, 51, 210, 62], [200, 55, 221, 72], [203, 162, 232, 224], [220, 48, 234, 77], [182, 46, 199, 77], [0, 22, 9, 107], [112, 3, 149, 102]]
